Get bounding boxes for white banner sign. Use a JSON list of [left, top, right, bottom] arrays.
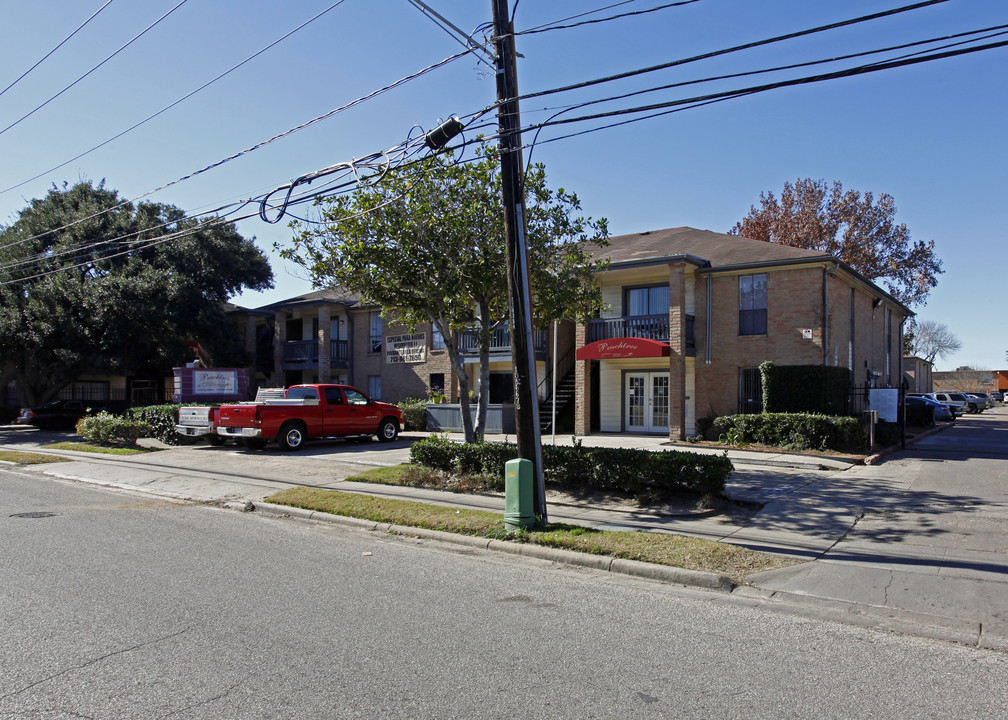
[[193, 370, 238, 395], [385, 333, 427, 364], [869, 388, 899, 423]]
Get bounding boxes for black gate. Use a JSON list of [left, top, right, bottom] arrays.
[[737, 367, 762, 414]]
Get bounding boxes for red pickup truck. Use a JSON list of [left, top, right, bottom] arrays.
[[215, 384, 402, 451]]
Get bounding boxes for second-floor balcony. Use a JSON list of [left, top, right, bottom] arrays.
[[586, 313, 695, 349], [281, 339, 349, 365], [457, 326, 548, 356]]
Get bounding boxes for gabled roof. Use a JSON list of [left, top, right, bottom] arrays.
[[256, 286, 364, 311], [598, 226, 832, 270]]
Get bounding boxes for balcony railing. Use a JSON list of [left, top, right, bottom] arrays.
[[586, 313, 694, 348], [457, 326, 548, 354], [283, 340, 317, 363], [282, 339, 349, 365]]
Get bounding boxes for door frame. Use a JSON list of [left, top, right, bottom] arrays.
[[622, 369, 670, 434]]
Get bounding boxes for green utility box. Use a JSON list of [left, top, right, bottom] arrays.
[[504, 458, 535, 530]]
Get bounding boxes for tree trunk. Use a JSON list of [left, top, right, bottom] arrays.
[[441, 326, 475, 443], [474, 303, 492, 442]]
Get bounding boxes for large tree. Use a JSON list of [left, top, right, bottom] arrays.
[[908, 319, 962, 364], [0, 180, 273, 407], [730, 178, 942, 308], [282, 145, 608, 442]]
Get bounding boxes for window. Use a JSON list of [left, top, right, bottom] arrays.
[[738, 274, 767, 336], [324, 387, 344, 405], [286, 387, 319, 401], [625, 285, 669, 316], [431, 326, 445, 350], [346, 387, 370, 405], [429, 373, 445, 392], [369, 312, 382, 353], [368, 375, 382, 401]]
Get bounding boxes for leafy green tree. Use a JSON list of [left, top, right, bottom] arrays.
[[0, 180, 273, 407], [282, 145, 608, 442], [730, 178, 942, 308]]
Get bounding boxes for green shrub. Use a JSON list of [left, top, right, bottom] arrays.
[[409, 436, 732, 499], [711, 412, 866, 452], [759, 363, 851, 415], [76, 412, 151, 446], [397, 398, 429, 431]]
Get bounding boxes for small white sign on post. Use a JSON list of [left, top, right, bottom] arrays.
[[802, 328, 813, 339], [869, 388, 899, 423]]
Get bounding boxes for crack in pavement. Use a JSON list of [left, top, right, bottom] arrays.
[[155, 681, 243, 719], [0, 626, 194, 701]]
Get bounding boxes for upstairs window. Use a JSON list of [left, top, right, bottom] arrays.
[[739, 273, 767, 336], [625, 285, 670, 317], [369, 312, 382, 353]]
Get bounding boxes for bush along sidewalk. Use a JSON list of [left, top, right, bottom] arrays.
[[410, 435, 732, 500], [76, 412, 151, 446], [709, 412, 866, 453]]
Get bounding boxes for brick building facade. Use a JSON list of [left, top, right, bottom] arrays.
[[229, 227, 910, 440]]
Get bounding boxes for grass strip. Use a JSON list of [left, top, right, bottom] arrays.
[[42, 442, 155, 456], [266, 486, 797, 583], [0, 450, 74, 465]]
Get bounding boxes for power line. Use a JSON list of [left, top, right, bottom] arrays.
[[518, 0, 702, 35], [523, 38, 1008, 136], [0, 0, 352, 197], [0, 44, 486, 254], [0, 0, 117, 99], [0, 0, 191, 137], [518, 0, 951, 102]]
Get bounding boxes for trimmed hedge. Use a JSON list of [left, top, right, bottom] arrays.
[[759, 362, 851, 415], [125, 404, 204, 445], [76, 412, 151, 446], [711, 412, 866, 452], [410, 435, 732, 498], [397, 398, 429, 431]]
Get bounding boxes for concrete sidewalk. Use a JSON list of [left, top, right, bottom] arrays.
[[3, 415, 1006, 649]]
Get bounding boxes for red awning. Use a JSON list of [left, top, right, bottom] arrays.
[[576, 337, 671, 360]]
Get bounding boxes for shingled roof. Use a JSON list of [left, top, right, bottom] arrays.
[[598, 226, 833, 270]]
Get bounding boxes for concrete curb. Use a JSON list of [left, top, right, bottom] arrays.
[[864, 421, 954, 465], [731, 586, 1007, 651], [251, 501, 736, 593]]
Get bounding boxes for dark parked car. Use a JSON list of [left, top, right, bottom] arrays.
[[15, 400, 88, 430], [905, 395, 953, 423]]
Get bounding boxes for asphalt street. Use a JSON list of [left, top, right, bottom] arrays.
[[3, 468, 1006, 719], [2, 408, 1007, 649]]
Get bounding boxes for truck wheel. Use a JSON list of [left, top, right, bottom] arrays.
[[279, 422, 307, 451], [377, 418, 399, 443]]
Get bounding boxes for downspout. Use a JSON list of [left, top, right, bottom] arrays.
[[899, 315, 906, 450], [823, 263, 837, 366], [346, 311, 355, 387], [705, 275, 712, 364]]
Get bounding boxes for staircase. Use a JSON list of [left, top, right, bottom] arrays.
[[539, 369, 577, 433]]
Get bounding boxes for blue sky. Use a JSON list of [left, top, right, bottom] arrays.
[[1, 0, 1005, 371]]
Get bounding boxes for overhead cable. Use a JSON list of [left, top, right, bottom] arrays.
[[518, 0, 951, 101], [0, 0, 191, 137], [0, 0, 117, 99], [0, 0, 351, 197], [519, 0, 702, 35]]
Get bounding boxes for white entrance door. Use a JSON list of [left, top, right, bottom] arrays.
[[625, 372, 669, 433]]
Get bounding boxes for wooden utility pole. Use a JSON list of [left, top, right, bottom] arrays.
[[490, 0, 547, 521]]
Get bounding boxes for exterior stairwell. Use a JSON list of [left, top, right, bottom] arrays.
[[539, 369, 577, 433]]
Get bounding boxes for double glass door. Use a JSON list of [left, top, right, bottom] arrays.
[[625, 372, 669, 433]]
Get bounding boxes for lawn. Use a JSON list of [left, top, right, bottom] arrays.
[[265, 486, 798, 583]]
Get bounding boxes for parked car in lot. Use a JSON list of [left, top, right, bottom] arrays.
[[964, 393, 988, 412], [989, 391, 1004, 403], [909, 393, 966, 418], [932, 391, 982, 414], [905, 395, 953, 423], [14, 399, 89, 430]]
